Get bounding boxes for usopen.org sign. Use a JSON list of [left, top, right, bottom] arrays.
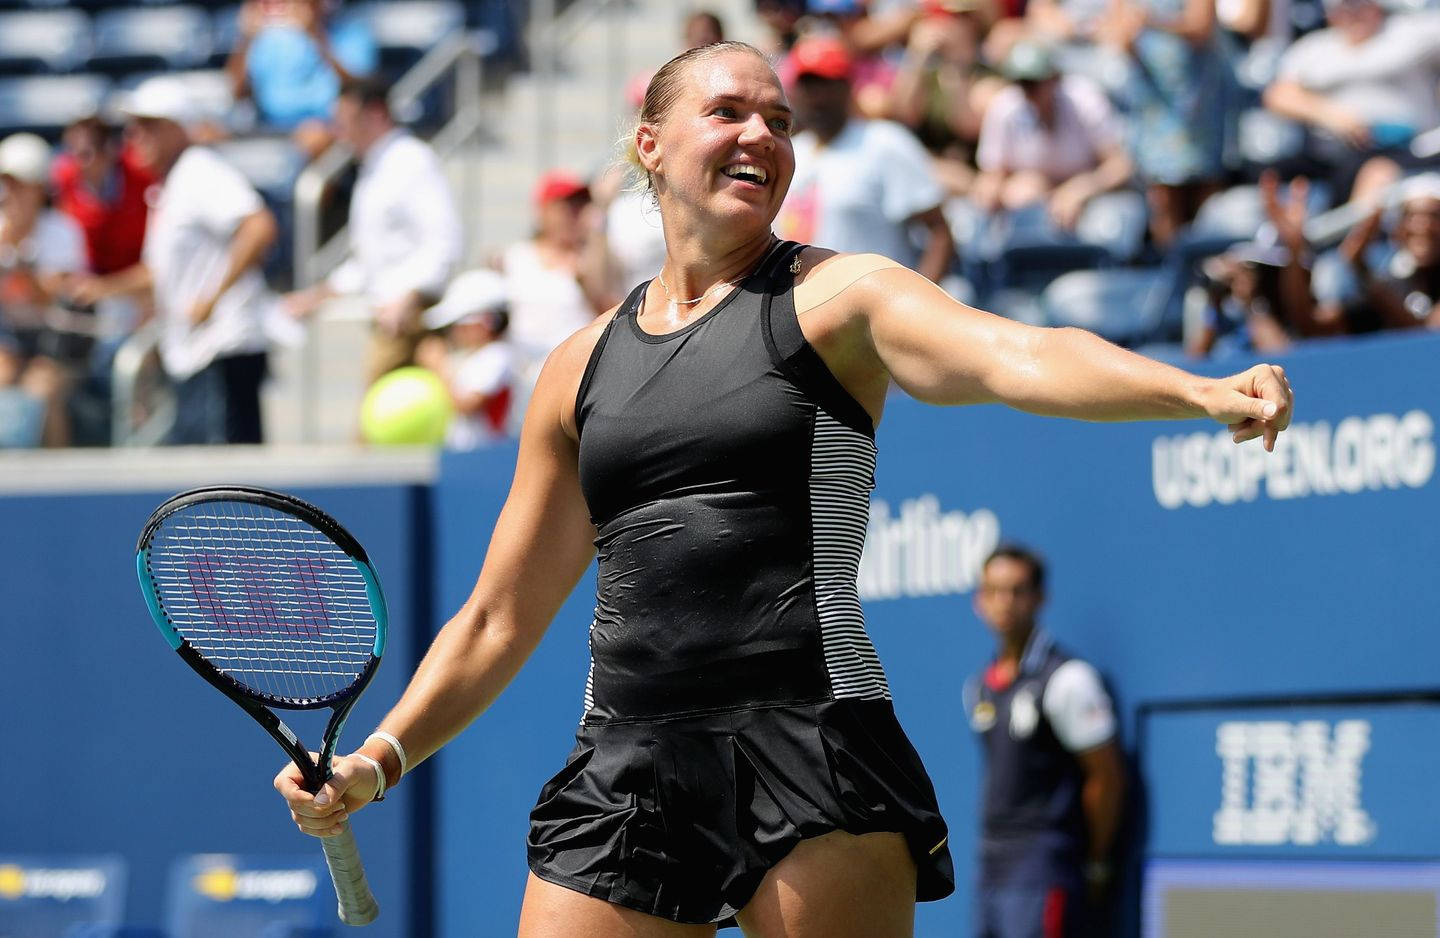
[[1152, 410, 1434, 509], [857, 495, 1000, 600], [1213, 720, 1375, 847]]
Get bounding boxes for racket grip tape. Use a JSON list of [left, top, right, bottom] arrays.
[[321, 823, 380, 925]]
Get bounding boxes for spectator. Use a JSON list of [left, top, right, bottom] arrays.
[[777, 35, 956, 284], [1321, 174, 1440, 333], [786, 0, 906, 118], [226, 0, 378, 159], [52, 118, 153, 281], [684, 9, 726, 48], [1263, 0, 1440, 205], [285, 78, 463, 383], [120, 77, 280, 445], [1100, 0, 1228, 248], [972, 42, 1135, 231], [964, 544, 1126, 938], [415, 268, 516, 449], [754, 0, 807, 60], [500, 171, 608, 388], [0, 133, 87, 447], [51, 116, 155, 348], [1191, 241, 1298, 356], [1189, 171, 1316, 356], [890, 0, 998, 198]]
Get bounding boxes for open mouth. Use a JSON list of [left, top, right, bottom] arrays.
[[721, 164, 768, 186]]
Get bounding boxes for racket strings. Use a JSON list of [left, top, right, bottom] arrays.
[[146, 501, 376, 702]]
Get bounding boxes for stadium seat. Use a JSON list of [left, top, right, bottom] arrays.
[[89, 6, 212, 77], [347, 0, 464, 74], [1074, 190, 1148, 262], [0, 9, 91, 75], [1236, 109, 1306, 169], [1192, 185, 1267, 241], [209, 5, 242, 68], [0, 74, 111, 137], [1041, 268, 1169, 344]]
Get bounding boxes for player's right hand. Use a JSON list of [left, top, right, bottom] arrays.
[[273, 753, 380, 838]]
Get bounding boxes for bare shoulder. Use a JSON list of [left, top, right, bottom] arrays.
[[793, 250, 918, 318], [546, 309, 620, 441]]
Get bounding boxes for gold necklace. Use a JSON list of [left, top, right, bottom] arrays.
[[656, 239, 780, 308], [657, 271, 732, 306]]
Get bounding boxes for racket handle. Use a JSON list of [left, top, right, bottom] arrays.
[[320, 822, 380, 925]]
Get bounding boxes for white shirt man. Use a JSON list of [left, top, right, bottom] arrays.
[[326, 127, 463, 311], [779, 118, 947, 272], [145, 145, 274, 381], [293, 80, 464, 382]]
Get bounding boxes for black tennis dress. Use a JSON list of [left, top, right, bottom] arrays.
[[526, 240, 955, 925]]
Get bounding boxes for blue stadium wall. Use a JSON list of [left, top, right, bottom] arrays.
[[430, 331, 1439, 938], [3, 331, 1436, 937], [1, 481, 436, 938]]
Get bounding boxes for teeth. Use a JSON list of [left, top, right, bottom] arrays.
[[723, 165, 767, 184]]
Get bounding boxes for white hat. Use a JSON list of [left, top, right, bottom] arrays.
[[425, 269, 510, 329], [1399, 173, 1440, 206], [0, 133, 51, 185], [119, 76, 200, 126]]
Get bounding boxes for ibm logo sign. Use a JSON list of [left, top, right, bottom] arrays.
[[1213, 720, 1376, 847]]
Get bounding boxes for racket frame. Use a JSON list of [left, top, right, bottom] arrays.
[[135, 485, 388, 924]]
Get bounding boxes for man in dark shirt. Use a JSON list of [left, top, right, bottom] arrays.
[[964, 544, 1125, 938]]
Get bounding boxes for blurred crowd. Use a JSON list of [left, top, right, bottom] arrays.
[[2, 0, 1439, 450]]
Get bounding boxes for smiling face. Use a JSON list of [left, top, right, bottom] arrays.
[[635, 48, 796, 237], [1399, 198, 1440, 268]]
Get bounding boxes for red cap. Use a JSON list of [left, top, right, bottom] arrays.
[[790, 36, 853, 81], [533, 170, 589, 206]]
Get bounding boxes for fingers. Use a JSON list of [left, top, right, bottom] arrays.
[[1213, 364, 1293, 452], [274, 754, 371, 840]]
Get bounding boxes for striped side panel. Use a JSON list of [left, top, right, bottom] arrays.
[[582, 617, 596, 714], [811, 409, 890, 700]]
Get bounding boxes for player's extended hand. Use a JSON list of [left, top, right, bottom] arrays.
[[1201, 364, 1294, 451], [273, 752, 380, 838]]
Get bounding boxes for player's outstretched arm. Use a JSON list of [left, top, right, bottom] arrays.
[[276, 321, 608, 836], [849, 259, 1294, 450]]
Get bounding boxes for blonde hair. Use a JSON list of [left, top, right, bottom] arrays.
[[621, 41, 773, 193]]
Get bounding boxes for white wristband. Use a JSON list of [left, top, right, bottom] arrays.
[[366, 731, 409, 779], [353, 753, 386, 802]]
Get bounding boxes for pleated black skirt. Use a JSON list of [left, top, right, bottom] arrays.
[[526, 698, 955, 926]]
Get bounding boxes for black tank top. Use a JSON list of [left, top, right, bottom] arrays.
[[574, 241, 891, 722]]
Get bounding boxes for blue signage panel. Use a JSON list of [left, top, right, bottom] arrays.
[[0, 855, 126, 938], [164, 854, 335, 938], [1142, 701, 1440, 859]]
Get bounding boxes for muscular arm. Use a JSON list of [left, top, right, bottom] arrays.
[[358, 333, 603, 775], [274, 319, 614, 827], [823, 256, 1292, 447], [1076, 740, 1125, 865]]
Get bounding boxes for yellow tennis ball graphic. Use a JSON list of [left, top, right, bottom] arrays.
[[0, 865, 25, 900], [360, 367, 454, 446], [194, 867, 238, 901]]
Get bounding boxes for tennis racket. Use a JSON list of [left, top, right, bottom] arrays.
[[134, 485, 386, 926]]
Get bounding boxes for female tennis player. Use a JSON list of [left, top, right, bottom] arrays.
[[276, 41, 1293, 938]]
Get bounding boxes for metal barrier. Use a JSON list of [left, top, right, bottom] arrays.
[[109, 323, 175, 447]]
